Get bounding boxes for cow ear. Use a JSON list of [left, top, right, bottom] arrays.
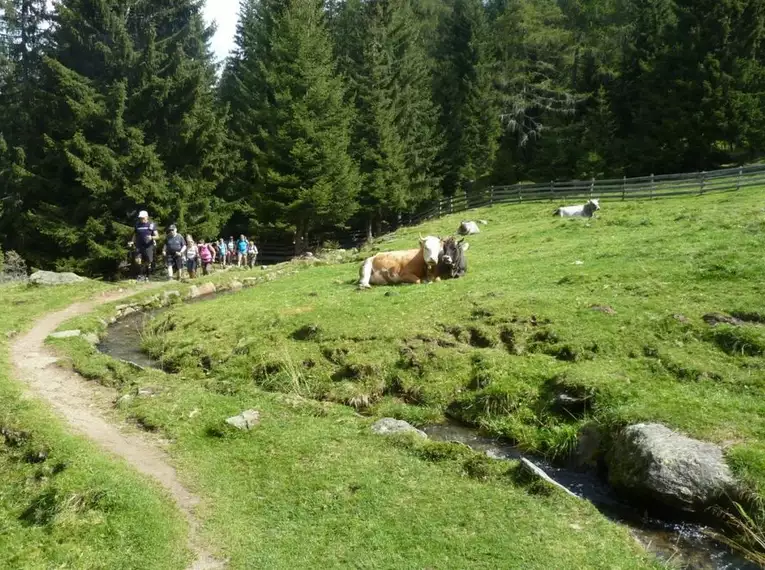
[[461, 242, 470, 252]]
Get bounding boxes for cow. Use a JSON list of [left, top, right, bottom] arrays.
[[458, 221, 480, 235], [553, 199, 600, 218], [358, 235, 443, 289], [438, 236, 469, 279]]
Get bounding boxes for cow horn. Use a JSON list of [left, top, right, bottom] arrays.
[[419, 233, 425, 241]]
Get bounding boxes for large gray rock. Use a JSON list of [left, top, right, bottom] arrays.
[[29, 270, 85, 286], [225, 410, 261, 431], [608, 423, 736, 512], [371, 418, 427, 439]]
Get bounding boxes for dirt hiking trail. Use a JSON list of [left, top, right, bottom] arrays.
[[11, 287, 224, 570]]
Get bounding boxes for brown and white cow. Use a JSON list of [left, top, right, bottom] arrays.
[[358, 235, 443, 289]]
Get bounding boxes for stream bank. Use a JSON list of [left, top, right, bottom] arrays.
[[96, 292, 756, 570]]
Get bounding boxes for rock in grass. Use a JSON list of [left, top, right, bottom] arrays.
[[702, 313, 743, 327], [607, 423, 737, 512], [371, 418, 427, 439], [228, 280, 243, 291], [29, 270, 85, 286], [225, 410, 261, 431], [48, 329, 82, 339], [83, 333, 100, 345], [188, 282, 217, 299]]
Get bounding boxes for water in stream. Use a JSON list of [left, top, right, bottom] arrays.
[[98, 301, 757, 570]]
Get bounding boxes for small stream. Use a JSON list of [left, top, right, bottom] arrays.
[[98, 298, 756, 570]]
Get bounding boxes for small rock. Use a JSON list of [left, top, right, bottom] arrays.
[[572, 423, 604, 469], [122, 307, 137, 317], [116, 394, 134, 408], [673, 314, 690, 324], [188, 409, 200, 419], [5, 330, 18, 339], [607, 423, 737, 512], [137, 386, 163, 397], [384, 291, 399, 297], [162, 290, 181, 302], [478, 220, 488, 225], [109, 317, 117, 324], [83, 333, 100, 345], [242, 278, 259, 287], [702, 313, 743, 327], [590, 305, 616, 315], [574, 260, 584, 266], [48, 330, 82, 339], [188, 282, 217, 299], [371, 418, 427, 438], [229, 280, 243, 291], [97, 318, 108, 328], [29, 270, 85, 286], [225, 409, 261, 431]]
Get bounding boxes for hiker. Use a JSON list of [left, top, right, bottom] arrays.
[[130, 210, 158, 282], [227, 236, 236, 265], [186, 235, 199, 279], [237, 234, 248, 267], [217, 238, 227, 267], [248, 241, 259, 268], [163, 224, 186, 280], [199, 239, 214, 276]]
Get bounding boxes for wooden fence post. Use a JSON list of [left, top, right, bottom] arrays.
[[438, 199, 442, 218], [517, 183, 522, 203], [650, 173, 655, 200], [737, 166, 743, 191], [490, 186, 494, 206], [449, 196, 453, 214], [700, 171, 706, 195], [550, 180, 554, 202], [622, 176, 626, 201]]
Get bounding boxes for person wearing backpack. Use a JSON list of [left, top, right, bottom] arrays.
[[130, 210, 158, 282], [163, 224, 186, 280], [199, 239, 214, 275]]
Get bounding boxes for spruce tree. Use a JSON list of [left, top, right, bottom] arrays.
[[18, 0, 230, 275], [434, 0, 500, 195], [223, 0, 360, 251]]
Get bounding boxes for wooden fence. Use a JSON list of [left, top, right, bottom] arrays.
[[258, 163, 765, 262]]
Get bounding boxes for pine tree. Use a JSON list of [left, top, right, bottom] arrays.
[[223, 0, 360, 251], [434, 0, 500, 195]]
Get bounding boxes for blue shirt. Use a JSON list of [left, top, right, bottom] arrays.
[[237, 239, 248, 253]]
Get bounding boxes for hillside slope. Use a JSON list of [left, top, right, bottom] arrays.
[[56, 188, 765, 568]]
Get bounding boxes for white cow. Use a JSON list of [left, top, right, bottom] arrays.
[[553, 199, 600, 218]]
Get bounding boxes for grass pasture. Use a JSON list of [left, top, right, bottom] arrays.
[[50, 188, 765, 567]]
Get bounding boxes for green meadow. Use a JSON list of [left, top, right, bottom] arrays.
[[46, 188, 765, 567]]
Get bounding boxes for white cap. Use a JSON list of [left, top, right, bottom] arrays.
[[138, 210, 149, 219]]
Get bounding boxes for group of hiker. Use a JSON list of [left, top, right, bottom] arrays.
[[130, 211, 259, 282]]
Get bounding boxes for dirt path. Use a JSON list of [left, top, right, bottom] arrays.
[[11, 287, 223, 570]]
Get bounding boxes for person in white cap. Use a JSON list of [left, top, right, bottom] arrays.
[[130, 210, 158, 282]]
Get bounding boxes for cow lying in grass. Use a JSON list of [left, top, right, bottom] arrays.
[[553, 199, 600, 217], [358, 235, 466, 289], [438, 236, 469, 279]]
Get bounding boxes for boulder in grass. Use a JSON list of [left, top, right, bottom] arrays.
[[29, 271, 85, 286], [607, 423, 737, 512], [187, 282, 217, 299], [371, 418, 427, 439], [225, 410, 261, 431]]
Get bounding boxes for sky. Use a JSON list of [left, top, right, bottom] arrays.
[[203, 0, 240, 62]]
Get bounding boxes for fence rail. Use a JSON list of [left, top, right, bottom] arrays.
[[258, 163, 765, 263]]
